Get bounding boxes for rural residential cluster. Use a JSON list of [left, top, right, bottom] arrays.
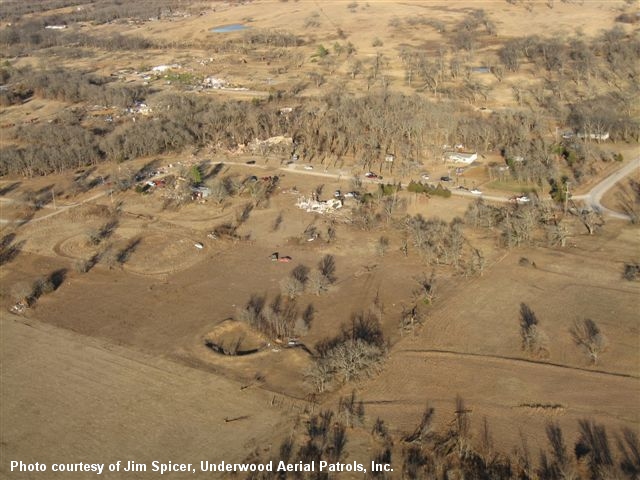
[[0, 1, 638, 479]]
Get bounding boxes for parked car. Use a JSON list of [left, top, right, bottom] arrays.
[[364, 172, 378, 179], [420, 173, 430, 180], [344, 191, 359, 198], [333, 190, 341, 198], [471, 188, 482, 195], [440, 176, 452, 182], [515, 195, 530, 204], [246, 160, 256, 165], [304, 165, 314, 170]]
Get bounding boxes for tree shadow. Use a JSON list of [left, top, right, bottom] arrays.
[[0, 182, 21, 196], [0, 233, 25, 266], [202, 162, 224, 181], [48, 268, 67, 291], [99, 218, 119, 242], [117, 237, 141, 264]]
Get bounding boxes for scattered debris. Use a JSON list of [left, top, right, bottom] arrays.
[[296, 197, 342, 214], [10, 302, 27, 314]]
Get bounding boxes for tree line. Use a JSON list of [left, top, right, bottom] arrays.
[[243, 392, 639, 480]]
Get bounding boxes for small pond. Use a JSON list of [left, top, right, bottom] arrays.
[[210, 23, 248, 33]]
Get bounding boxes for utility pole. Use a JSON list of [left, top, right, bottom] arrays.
[[51, 188, 56, 210], [563, 181, 570, 216]]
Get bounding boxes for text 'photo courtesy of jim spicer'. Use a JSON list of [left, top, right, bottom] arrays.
[[0, 1, 638, 479]]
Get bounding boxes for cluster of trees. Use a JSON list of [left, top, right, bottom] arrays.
[[499, 27, 639, 80], [0, 74, 630, 190], [10, 268, 66, 308], [0, 0, 193, 24], [307, 309, 386, 393], [0, 21, 155, 56], [237, 292, 314, 341], [19, 67, 147, 106], [244, 402, 359, 480], [465, 198, 602, 248], [243, 393, 639, 480], [519, 302, 607, 365], [277, 255, 337, 300], [405, 215, 484, 275], [398, 401, 638, 480]]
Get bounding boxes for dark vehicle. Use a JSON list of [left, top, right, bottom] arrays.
[[440, 176, 452, 182], [246, 160, 256, 165]]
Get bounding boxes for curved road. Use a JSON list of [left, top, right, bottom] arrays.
[[573, 156, 640, 220]]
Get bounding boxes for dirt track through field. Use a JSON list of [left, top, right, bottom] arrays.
[[397, 349, 640, 379]]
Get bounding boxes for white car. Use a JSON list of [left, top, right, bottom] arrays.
[[516, 195, 530, 204], [420, 173, 430, 181], [304, 165, 314, 170], [470, 189, 482, 195]]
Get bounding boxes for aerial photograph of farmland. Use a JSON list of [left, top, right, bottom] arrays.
[[0, 0, 638, 479]]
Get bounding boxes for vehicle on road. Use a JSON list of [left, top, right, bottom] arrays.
[[440, 176, 452, 182], [365, 172, 378, 179], [304, 165, 313, 170], [471, 189, 482, 195]]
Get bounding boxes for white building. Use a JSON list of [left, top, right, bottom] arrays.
[[446, 152, 478, 164]]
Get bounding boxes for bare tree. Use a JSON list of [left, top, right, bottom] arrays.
[[308, 270, 329, 296], [376, 236, 389, 256], [519, 303, 549, 358], [399, 304, 424, 336], [413, 271, 437, 304], [570, 318, 607, 365], [318, 254, 336, 283], [576, 420, 615, 480]]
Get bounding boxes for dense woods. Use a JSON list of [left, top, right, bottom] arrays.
[[2, 83, 636, 181], [1, 1, 638, 185]]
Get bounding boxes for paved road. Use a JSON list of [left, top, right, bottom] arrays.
[[1, 156, 637, 225], [227, 158, 640, 216], [573, 156, 640, 220]]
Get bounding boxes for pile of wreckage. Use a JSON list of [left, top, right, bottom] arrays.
[[295, 196, 342, 214]]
